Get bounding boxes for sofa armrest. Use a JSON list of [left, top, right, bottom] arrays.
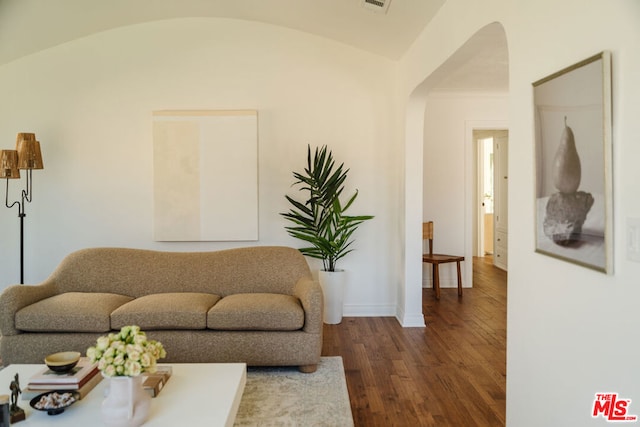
[[293, 277, 323, 334], [0, 281, 58, 336]]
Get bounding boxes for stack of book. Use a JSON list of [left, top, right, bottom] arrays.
[[142, 365, 172, 397], [22, 357, 102, 401]]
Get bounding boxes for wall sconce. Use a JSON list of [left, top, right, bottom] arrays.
[[1, 132, 44, 284]]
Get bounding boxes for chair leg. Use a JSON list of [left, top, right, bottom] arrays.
[[456, 261, 463, 297], [431, 264, 436, 291], [433, 264, 440, 300]]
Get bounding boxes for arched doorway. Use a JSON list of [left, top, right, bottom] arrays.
[[401, 22, 509, 325]]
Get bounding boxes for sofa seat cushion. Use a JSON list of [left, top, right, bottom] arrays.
[[15, 292, 133, 333], [207, 293, 304, 331], [111, 293, 221, 330]]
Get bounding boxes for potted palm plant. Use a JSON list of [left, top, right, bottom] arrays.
[[281, 145, 373, 324]]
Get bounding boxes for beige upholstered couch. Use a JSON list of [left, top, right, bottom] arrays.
[[0, 246, 323, 372]]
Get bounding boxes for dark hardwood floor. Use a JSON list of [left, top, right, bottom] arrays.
[[322, 256, 507, 427]]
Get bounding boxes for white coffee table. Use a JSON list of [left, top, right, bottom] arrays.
[[1, 363, 246, 426]]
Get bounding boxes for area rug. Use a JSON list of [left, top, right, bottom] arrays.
[[234, 356, 353, 426]]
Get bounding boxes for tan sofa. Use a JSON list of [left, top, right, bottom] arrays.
[[0, 246, 323, 372]]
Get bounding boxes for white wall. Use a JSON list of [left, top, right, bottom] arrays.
[[3, 3, 640, 424], [402, 0, 640, 425], [423, 93, 508, 287], [0, 18, 399, 317]]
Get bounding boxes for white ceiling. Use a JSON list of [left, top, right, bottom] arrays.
[[426, 22, 509, 93], [0, 0, 446, 63], [0, 0, 508, 92]]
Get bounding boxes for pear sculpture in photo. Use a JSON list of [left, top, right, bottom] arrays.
[[543, 117, 594, 245], [552, 118, 581, 194]]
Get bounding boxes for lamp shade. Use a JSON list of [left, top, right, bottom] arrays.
[[16, 132, 44, 170], [0, 149, 20, 179]]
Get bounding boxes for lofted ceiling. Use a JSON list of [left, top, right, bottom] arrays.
[[427, 22, 509, 93], [0, 0, 446, 63], [0, 0, 508, 92]]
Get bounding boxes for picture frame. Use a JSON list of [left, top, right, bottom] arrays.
[[152, 110, 259, 242], [533, 51, 613, 273]]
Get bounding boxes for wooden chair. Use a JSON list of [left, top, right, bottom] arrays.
[[422, 221, 464, 299]]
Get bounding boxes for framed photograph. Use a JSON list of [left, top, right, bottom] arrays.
[[533, 51, 613, 273]]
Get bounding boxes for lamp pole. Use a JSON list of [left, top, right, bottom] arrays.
[[20, 211, 25, 284], [4, 169, 32, 284]]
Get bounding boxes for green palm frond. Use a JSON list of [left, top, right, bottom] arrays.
[[280, 145, 373, 271]]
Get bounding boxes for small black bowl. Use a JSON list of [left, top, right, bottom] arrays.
[[30, 390, 79, 415]]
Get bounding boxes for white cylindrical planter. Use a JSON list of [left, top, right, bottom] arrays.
[[318, 269, 345, 324]]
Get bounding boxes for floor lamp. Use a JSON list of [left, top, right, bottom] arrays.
[[0, 133, 44, 284]]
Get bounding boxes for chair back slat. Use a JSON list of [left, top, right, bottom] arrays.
[[422, 221, 434, 255]]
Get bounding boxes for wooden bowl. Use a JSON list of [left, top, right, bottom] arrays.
[[44, 351, 81, 372]]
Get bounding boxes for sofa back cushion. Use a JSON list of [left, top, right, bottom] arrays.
[[48, 246, 312, 298]]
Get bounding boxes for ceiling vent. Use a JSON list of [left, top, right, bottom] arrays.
[[360, 0, 392, 14]]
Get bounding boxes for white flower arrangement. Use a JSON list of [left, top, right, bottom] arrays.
[[86, 325, 166, 377]]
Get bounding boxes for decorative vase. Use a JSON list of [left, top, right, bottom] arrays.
[[101, 375, 151, 427], [318, 269, 345, 324]]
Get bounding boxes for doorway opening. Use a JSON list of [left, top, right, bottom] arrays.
[[474, 129, 508, 269], [401, 21, 509, 325], [478, 133, 495, 257]]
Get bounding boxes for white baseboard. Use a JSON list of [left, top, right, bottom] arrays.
[[343, 304, 426, 328], [343, 303, 396, 317]]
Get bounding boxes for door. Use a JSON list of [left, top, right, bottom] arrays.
[[493, 132, 508, 270], [474, 129, 508, 269]]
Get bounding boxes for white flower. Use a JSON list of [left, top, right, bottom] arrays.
[[103, 365, 117, 377], [86, 347, 98, 361], [140, 353, 151, 368], [134, 333, 147, 345], [96, 336, 110, 350], [103, 347, 115, 359], [86, 325, 166, 377], [128, 349, 141, 362], [113, 354, 125, 366], [124, 360, 142, 376]]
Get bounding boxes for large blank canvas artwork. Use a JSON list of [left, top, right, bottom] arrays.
[[153, 110, 258, 241]]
